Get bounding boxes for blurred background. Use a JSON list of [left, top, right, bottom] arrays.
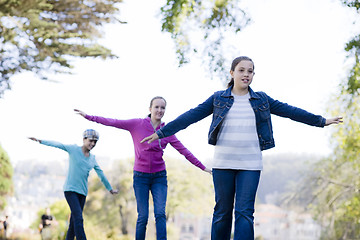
[[0, 0, 359, 239]]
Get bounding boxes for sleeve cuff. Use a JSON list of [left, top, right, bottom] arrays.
[[156, 129, 165, 139]]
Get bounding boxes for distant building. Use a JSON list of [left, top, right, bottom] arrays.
[[174, 213, 211, 240], [254, 204, 321, 240]]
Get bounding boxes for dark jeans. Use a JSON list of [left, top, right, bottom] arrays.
[[211, 169, 261, 240], [64, 191, 87, 240], [133, 170, 168, 240]]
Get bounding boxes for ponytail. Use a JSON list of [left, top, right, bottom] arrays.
[[227, 78, 234, 88]]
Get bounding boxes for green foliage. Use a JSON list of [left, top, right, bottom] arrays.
[[85, 158, 136, 238], [0, 144, 13, 210], [294, 93, 360, 239], [306, 4, 360, 236], [0, 0, 124, 96], [289, 10, 360, 232], [31, 200, 70, 240], [160, 0, 250, 82], [165, 156, 214, 220], [0, 0, 250, 96], [343, 51, 360, 95], [340, 0, 360, 95], [341, 0, 360, 9]]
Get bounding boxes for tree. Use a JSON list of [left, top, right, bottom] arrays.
[[0, 0, 249, 97], [160, 0, 250, 81], [32, 200, 71, 240], [0, 144, 13, 210], [341, 0, 360, 95], [291, 2, 360, 238], [0, 0, 124, 96], [297, 96, 360, 239], [284, 100, 360, 239], [165, 156, 214, 221]]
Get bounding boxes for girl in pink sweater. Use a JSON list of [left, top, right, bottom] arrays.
[[75, 96, 210, 240]]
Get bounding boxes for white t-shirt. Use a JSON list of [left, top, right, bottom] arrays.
[[213, 93, 263, 170]]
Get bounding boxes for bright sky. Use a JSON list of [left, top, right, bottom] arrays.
[[0, 0, 358, 167]]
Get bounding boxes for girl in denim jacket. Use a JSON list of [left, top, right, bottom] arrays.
[[141, 56, 343, 240]]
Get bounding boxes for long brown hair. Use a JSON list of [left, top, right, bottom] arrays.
[[227, 56, 255, 88]]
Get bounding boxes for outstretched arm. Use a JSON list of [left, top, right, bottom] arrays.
[[28, 138, 69, 152], [74, 109, 136, 130], [325, 116, 343, 126]]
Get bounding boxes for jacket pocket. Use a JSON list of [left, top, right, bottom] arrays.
[[258, 102, 270, 121], [213, 99, 229, 118], [213, 100, 227, 108]]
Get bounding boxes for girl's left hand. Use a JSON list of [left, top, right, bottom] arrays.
[[204, 168, 212, 174], [110, 189, 119, 195], [325, 116, 343, 126], [74, 109, 87, 117]]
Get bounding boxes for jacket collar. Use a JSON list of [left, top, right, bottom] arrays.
[[146, 117, 165, 128], [221, 86, 260, 99]]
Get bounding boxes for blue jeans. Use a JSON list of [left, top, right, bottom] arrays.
[[64, 191, 87, 240], [133, 170, 168, 240], [211, 169, 261, 240]]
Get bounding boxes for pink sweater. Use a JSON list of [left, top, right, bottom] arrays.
[[85, 115, 206, 173]]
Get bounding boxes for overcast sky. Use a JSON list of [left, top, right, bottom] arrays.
[[0, 0, 358, 168]]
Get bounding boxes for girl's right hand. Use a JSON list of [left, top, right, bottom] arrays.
[[325, 116, 343, 126], [28, 137, 41, 143], [74, 109, 86, 117], [140, 133, 159, 144]]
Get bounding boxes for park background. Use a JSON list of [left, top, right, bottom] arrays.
[[0, 0, 359, 239]]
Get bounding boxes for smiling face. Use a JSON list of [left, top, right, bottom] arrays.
[[230, 60, 254, 94], [149, 98, 166, 122], [83, 138, 97, 152]]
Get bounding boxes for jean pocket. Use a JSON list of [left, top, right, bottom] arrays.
[[156, 170, 167, 177], [133, 170, 144, 177]]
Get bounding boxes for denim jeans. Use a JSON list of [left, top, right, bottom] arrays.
[[64, 191, 87, 240], [211, 169, 261, 240], [133, 170, 168, 240]]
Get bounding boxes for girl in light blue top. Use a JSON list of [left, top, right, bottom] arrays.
[[29, 129, 118, 240]]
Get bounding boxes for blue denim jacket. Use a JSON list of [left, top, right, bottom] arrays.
[[157, 87, 326, 151]]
